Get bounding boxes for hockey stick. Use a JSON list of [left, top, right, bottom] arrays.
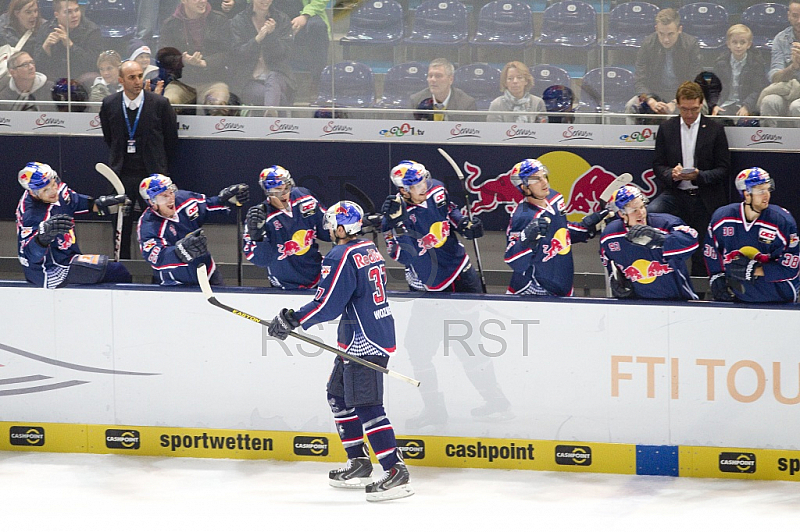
[[196, 265, 421, 387], [236, 207, 243, 286], [437, 148, 488, 293], [599, 174, 633, 297], [95, 163, 125, 262]]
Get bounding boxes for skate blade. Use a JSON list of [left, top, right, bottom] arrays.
[[329, 477, 373, 489], [366, 484, 415, 502]]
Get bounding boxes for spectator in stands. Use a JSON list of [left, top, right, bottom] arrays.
[[410, 57, 479, 122], [36, 0, 103, 86], [758, 0, 800, 127], [89, 49, 122, 102], [651, 81, 731, 277], [128, 40, 159, 81], [210, 0, 246, 18], [487, 61, 547, 123], [0, 0, 49, 58], [158, 0, 234, 107], [624, 8, 703, 123], [230, 0, 296, 111], [0, 50, 51, 110], [709, 24, 767, 120], [273, 0, 328, 86]]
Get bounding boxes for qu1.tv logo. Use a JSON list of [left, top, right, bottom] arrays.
[[293, 436, 329, 456], [10, 426, 45, 446], [105, 429, 141, 450]]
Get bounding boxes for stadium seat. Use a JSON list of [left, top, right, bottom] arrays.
[[574, 66, 635, 113], [453, 63, 502, 110], [340, 0, 405, 57], [313, 61, 375, 108], [85, 0, 137, 40], [742, 3, 790, 51], [470, 1, 535, 53], [375, 61, 429, 109], [678, 3, 729, 50], [603, 2, 660, 49], [530, 64, 572, 97], [404, 0, 469, 48], [535, 1, 598, 49]]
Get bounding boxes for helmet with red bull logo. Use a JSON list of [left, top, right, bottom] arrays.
[[390, 160, 426, 188], [18, 162, 59, 191], [139, 174, 177, 203], [394, 160, 430, 190], [735, 167, 773, 196], [324, 200, 364, 235], [611, 184, 646, 214], [509, 159, 548, 190], [259, 165, 295, 197]]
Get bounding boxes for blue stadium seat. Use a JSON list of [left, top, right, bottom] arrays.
[[404, 0, 469, 47], [313, 61, 375, 108], [678, 3, 729, 50], [604, 2, 660, 49], [470, 1, 535, 51], [742, 3, 790, 51], [375, 61, 429, 108], [85, 0, 137, 40], [575, 66, 635, 113], [340, 0, 405, 49], [530, 64, 571, 98], [454, 63, 502, 110], [535, 1, 598, 49]]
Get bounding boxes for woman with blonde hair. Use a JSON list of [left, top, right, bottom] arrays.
[[487, 61, 546, 123]]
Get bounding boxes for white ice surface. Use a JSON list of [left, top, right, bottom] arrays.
[[2, 452, 799, 530]]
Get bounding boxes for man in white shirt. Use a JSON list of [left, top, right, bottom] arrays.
[[651, 81, 731, 277]]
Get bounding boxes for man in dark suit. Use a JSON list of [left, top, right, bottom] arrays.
[[652, 81, 731, 278], [100, 60, 179, 259], [409, 58, 479, 122]]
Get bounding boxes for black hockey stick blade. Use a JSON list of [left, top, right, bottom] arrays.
[[344, 182, 376, 214], [196, 265, 420, 387]]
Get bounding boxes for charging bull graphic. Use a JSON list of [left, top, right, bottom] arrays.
[[277, 229, 316, 260]]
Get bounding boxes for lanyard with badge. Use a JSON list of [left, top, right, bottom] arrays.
[[123, 97, 143, 153]]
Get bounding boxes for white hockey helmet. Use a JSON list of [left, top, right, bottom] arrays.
[[259, 165, 295, 197], [324, 201, 363, 236], [610, 184, 647, 215], [139, 174, 177, 203], [390, 160, 426, 188], [735, 167, 773, 196], [18, 162, 59, 191]]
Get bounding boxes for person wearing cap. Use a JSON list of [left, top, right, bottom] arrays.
[[99, 59, 178, 259], [137, 174, 249, 286], [651, 80, 731, 278], [600, 184, 699, 300], [705, 167, 799, 303], [127, 40, 159, 81], [15, 161, 131, 288]]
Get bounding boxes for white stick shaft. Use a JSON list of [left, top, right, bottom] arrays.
[[95, 163, 126, 262]]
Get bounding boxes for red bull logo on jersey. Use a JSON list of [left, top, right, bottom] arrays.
[[725, 246, 770, 264], [57, 229, 76, 250], [623, 259, 673, 283], [541, 228, 571, 262], [417, 221, 450, 256], [277, 229, 316, 260]]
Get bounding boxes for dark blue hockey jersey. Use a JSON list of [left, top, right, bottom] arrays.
[[242, 187, 329, 289], [294, 238, 396, 357], [384, 180, 469, 291], [137, 189, 229, 286], [600, 213, 699, 300], [504, 190, 592, 296], [704, 202, 800, 303], [16, 183, 92, 288]]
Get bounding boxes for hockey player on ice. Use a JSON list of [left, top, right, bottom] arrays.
[[242, 165, 331, 289], [16, 161, 132, 288], [267, 201, 414, 502], [137, 174, 249, 286]]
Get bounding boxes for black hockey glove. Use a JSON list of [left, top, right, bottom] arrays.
[[710, 273, 735, 302], [37, 214, 74, 246], [457, 216, 484, 240], [521, 216, 550, 249], [246, 204, 268, 242], [580, 208, 609, 238], [268, 308, 300, 341], [361, 213, 384, 234], [219, 184, 250, 206], [625, 225, 666, 249], [726, 255, 758, 283], [175, 229, 208, 263], [381, 194, 407, 228], [609, 261, 634, 299], [93, 194, 129, 216]]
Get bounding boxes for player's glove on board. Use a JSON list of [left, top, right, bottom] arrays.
[[246, 204, 268, 242], [710, 273, 735, 302], [458, 217, 484, 239], [93, 194, 128, 216], [37, 214, 73, 246], [268, 308, 300, 341], [626, 225, 666, 249], [175, 229, 208, 263], [219, 184, 250, 206], [521, 216, 550, 249]]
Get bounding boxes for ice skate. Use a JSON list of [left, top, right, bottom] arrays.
[[471, 397, 514, 421], [329, 457, 373, 489], [365, 462, 414, 502]]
